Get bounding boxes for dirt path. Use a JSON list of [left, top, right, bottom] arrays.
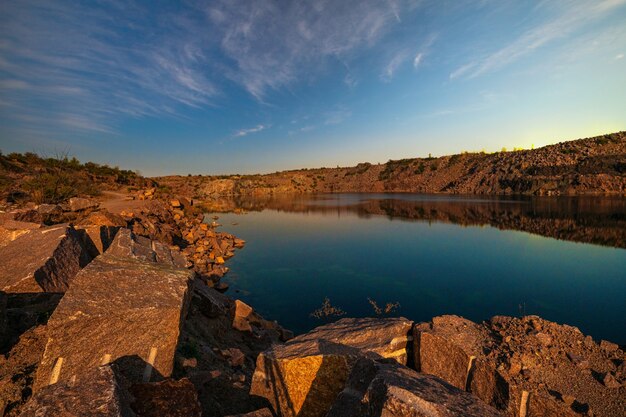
[[97, 190, 149, 215]]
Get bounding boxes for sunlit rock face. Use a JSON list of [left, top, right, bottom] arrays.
[[0, 224, 92, 293]]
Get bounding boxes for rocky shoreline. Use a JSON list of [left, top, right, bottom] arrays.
[[0, 194, 625, 416]]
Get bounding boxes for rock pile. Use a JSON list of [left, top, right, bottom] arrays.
[[414, 315, 626, 417], [125, 198, 244, 290]]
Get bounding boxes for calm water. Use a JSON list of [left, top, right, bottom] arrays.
[[207, 194, 626, 344]]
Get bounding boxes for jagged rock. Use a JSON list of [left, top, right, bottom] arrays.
[[18, 365, 132, 417], [34, 253, 194, 391], [327, 358, 504, 417], [0, 224, 92, 293], [250, 318, 412, 417], [129, 378, 201, 417], [225, 409, 273, 417], [68, 197, 99, 212], [106, 228, 186, 268], [414, 315, 624, 417], [296, 317, 413, 365]]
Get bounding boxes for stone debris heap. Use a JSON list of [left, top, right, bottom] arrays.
[[414, 315, 626, 417]]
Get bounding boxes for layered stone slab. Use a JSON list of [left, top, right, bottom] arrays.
[[34, 252, 194, 391], [294, 317, 413, 365], [0, 224, 92, 293]]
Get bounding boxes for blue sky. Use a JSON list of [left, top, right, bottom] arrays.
[[1, 0, 625, 175]]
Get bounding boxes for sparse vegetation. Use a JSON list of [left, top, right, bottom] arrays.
[[367, 297, 401, 315], [310, 297, 346, 319], [0, 151, 147, 204]]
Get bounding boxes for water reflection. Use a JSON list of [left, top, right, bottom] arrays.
[[202, 194, 626, 249]]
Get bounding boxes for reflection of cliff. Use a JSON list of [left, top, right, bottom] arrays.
[[202, 195, 626, 249]]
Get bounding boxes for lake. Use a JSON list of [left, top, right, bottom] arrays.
[[205, 194, 626, 344]]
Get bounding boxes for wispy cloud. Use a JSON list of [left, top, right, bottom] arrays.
[[450, 0, 626, 79], [616, 53, 625, 60], [233, 124, 269, 138]]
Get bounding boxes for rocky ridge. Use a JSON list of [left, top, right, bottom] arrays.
[[157, 131, 626, 197]]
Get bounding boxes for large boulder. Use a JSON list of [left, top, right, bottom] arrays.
[[34, 252, 194, 391], [0, 224, 92, 293], [327, 358, 504, 417], [250, 317, 413, 417], [414, 315, 625, 417], [19, 365, 132, 417]]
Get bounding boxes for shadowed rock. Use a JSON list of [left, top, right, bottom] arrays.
[[327, 358, 504, 417], [225, 409, 274, 417], [129, 378, 201, 417], [33, 252, 194, 391], [0, 225, 92, 293], [19, 365, 133, 417]]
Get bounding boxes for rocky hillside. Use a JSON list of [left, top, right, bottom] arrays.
[[158, 132, 626, 197]]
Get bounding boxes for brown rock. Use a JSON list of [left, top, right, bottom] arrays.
[[224, 408, 273, 417], [602, 372, 621, 389], [170, 199, 181, 208], [0, 219, 40, 247], [599, 340, 619, 352], [19, 365, 131, 417], [68, 197, 99, 212], [129, 378, 201, 417], [327, 358, 504, 417], [78, 210, 127, 228], [34, 253, 194, 390], [414, 315, 493, 390], [0, 224, 92, 293], [106, 228, 186, 268]]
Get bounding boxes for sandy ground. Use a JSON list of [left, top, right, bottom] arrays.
[[97, 191, 148, 215]]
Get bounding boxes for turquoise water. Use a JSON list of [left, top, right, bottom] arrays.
[[209, 194, 626, 343]]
